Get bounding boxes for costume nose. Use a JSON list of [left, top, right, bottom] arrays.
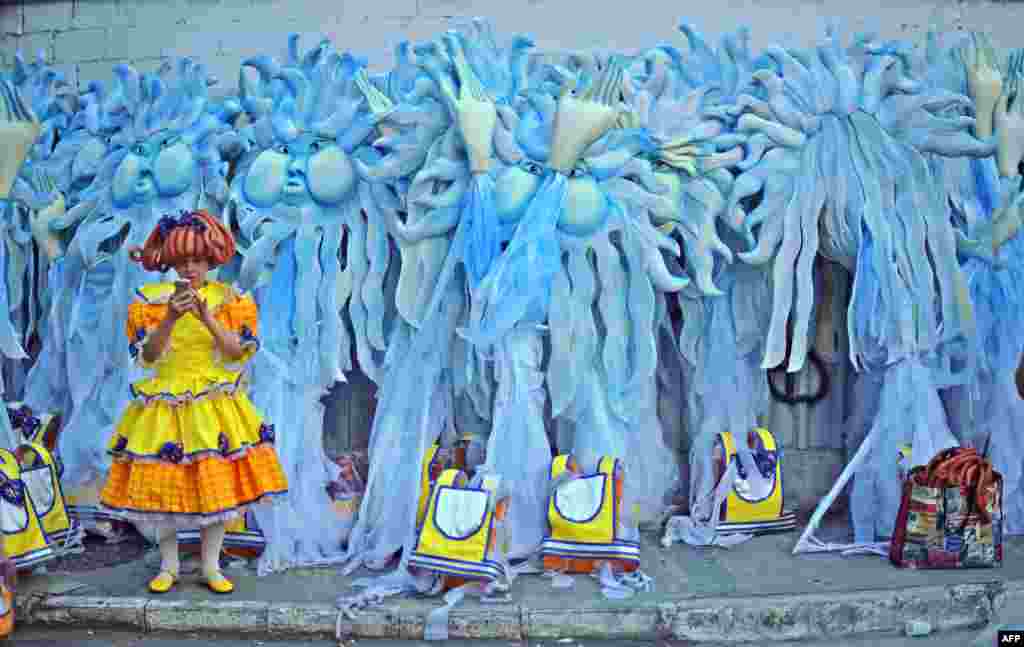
[[287, 156, 306, 177]]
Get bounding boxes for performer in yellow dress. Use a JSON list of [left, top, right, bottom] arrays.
[[99, 209, 288, 595]]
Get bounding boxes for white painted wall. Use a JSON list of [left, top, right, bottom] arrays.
[[2, 0, 1024, 93]]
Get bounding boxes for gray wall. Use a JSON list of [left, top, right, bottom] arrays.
[[2, 0, 1024, 93]]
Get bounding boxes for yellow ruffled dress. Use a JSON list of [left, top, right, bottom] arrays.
[[99, 281, 288, 527]]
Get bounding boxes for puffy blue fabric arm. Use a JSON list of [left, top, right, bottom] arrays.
[[460, 173, 565, 347], [0, 200, 29, 363]]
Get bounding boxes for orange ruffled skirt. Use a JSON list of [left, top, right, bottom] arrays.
[[100, 391, 289, 528], [101, 444, 287, 527]]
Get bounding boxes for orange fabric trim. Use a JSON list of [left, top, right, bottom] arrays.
[[100, 444, 288, 518], [126, 285, 259, 342], [214, 295, 258, 336], [126, 302, 168, 342], [541, 555, 639, 574]]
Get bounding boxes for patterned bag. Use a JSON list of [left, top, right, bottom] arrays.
[[890, 447, 1003, 569], [326, 450, 369, 544], [0, 555, 14, 638]]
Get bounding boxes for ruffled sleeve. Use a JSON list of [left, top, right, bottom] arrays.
[[126, 300, 169, 369], [214, 292, 261, 367]]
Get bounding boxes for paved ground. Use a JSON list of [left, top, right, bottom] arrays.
[[760, 631, 1004, 646], [8, 516, 1022, 644], [29, 519, 1024, 605], [1, 627, 1015, 646], [44, 531, 148, 574], [7, 628, 652, 646]]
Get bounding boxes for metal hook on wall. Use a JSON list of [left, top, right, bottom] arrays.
[[766, 316, 830, 406]]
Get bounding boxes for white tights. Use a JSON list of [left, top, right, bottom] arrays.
[[156, 522, 227, 576]]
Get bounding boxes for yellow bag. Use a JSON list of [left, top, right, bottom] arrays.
[[0, 448, 54, 571], [712, 428, 796, 534], [7, 403, 128, 543], [14, 443, 79, 550], [541, 455, 640, 574], [416, 442, 460, 529], [409, 469, 509, 588]]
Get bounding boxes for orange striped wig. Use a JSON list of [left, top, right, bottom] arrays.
[[129, 210, 236, 272]]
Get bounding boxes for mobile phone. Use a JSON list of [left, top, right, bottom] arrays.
[[173, 280, 191, 295]]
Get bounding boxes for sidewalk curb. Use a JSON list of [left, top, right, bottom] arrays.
[[14, 579, 1016, 642]]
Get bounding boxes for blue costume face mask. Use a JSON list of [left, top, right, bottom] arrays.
[[244, 133, 356, 208], [112, 131, 197, 208]]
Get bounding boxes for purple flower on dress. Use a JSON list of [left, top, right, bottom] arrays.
[[8, 406, 40, 440], [0, 474, 25, 506], [239, 325, 259, 350], [157, 211, 207, 239], [258, 423, 275, 444], [218, 432, 230, 456], [129, 327, 147, 359], [113, 436, 128, 453], [158, 442, 185, 464]]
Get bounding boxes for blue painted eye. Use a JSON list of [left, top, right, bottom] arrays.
[[132, 144, 146, 155], [522, 161, 544, 176], [275, 144, 290, 154]]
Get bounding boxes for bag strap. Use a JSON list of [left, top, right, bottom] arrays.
[[959, 435, 995, 530], [922, 447, 996, 525]]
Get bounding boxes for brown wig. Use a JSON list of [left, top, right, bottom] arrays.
[[129, 209, 236, 272]]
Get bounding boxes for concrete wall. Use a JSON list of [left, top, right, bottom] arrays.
[[3, 0, 1020, 512], [2, 0, 1024, 93]]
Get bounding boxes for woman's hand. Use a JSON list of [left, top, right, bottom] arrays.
[[199, 300, 248, 361], [144, 288, 193, 364], [192, 295, 213, 326], [168, 290, 196, 321]]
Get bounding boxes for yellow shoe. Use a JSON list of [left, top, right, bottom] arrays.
[[204, 571, 234, 594], [148, 571, 177, 594]]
